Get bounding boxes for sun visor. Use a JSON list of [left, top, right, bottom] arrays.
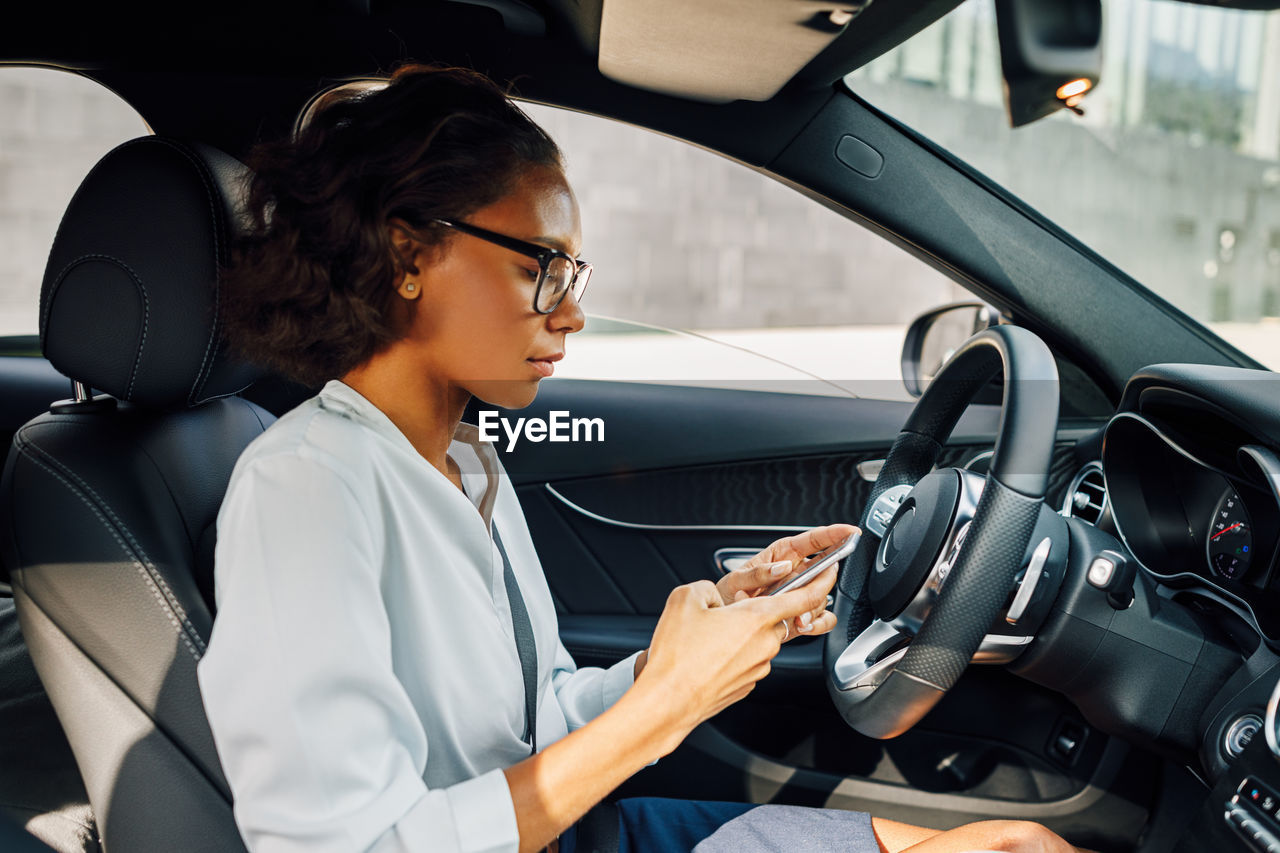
[[598, 0, 872, 103]]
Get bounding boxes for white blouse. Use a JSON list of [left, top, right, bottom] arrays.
[[197, 380, 644, 853]]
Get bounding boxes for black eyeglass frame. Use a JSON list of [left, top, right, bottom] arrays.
[[433, 218, 591, 314]]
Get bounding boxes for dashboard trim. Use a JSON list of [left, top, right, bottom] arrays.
[[1241, 445, 1280, 512]]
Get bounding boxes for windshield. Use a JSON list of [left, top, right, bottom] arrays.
[[846, 0, 1280, 370]]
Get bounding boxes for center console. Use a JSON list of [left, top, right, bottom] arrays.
[[1177, 675, 1280, 852]]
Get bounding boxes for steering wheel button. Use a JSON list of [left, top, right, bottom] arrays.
[[865, 484, 913, 538], [1087, 556, 1115, 587]]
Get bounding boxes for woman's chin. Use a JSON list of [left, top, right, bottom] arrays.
[[464, 378, 541, 411]]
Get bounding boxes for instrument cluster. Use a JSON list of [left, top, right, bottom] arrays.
[[1101, 408, 1280, 639]]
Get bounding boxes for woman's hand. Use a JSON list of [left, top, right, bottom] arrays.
[[634, 564, 840, 754], [714, 523, 858, 641]]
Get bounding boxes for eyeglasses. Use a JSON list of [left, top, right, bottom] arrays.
[[434, 219, 591, 314]]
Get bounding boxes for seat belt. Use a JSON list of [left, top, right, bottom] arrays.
[[492, 522, 537, 754]]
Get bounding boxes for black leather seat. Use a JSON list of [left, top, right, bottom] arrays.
[[0, 137, 273, 852], [0, 597, 96, 852]]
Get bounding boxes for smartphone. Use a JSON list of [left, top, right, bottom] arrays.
[[767, 531, 861, 596]]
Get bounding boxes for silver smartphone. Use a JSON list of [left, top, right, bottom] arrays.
[[767, 531, 861, 596]]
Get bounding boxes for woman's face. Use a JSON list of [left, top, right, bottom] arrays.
[[401, 164, 586, 409]]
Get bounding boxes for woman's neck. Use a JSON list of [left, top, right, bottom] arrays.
[[340, 352, 471, 488]]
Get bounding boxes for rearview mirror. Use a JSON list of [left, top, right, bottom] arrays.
[[995, 0, 1102, 127], [901, 302, 1001, 398]]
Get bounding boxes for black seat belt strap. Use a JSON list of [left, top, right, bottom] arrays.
[[492, 522, 537, 754]]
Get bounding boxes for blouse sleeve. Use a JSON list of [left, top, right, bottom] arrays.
[[196, 452, 520, 853], [549, 642, 643, 732], [548, 640, 658, 767]]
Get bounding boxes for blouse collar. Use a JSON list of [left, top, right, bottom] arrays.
[[317, 380, 502, 529]]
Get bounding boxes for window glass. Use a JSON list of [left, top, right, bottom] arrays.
[[846, 0, 1280, 370], [520, 102, 976, 400], [0, 68, 148, 337]]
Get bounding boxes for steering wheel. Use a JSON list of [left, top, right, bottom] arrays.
[[824, 325, 1060, 738]]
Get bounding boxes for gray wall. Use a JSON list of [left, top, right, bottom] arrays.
[[848, 78, 1280, 325], [524, 102, 972, 331], [0, 69, 145, 335]]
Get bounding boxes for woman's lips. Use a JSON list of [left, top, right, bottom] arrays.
[[528, 358, 556, 377]]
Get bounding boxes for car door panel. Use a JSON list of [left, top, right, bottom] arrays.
[[494, 378, 1087, 635], [0, 356, 71, 447], [491, 377, 1142, 842]]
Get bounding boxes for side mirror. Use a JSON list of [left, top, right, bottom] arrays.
[[901, 302, 1001, 398], [995, 0, 1102, 127]]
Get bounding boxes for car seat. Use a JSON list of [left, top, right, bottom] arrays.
[[0, 136, 272, 852], [0, 595, 95, 852]]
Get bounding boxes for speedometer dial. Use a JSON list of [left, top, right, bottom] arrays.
[[1207, 489, 1253, 580]]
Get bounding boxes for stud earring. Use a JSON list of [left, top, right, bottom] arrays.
[[406, 283, 416, 292]]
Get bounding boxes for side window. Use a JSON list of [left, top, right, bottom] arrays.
[[0, 68, 148, 340], [521, 102, 976, 401]]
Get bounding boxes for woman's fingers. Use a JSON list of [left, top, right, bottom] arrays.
[[715, 559, 792, 604], [739, 523, 859, 576], [794, 608, 836, 637], [722, 522, 860, 603], [783, 598, 836, 640], [793, 610, 816, 634], [774, 606, 836, 642], [673, 579, 725, 611], [747, 563, 838, 634], [770, 523, 860, 567], [745, 560, 793, 592]]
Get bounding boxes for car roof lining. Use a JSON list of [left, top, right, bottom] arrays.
[[7, 0, 1278, 87], [596, 0, 860, 103]]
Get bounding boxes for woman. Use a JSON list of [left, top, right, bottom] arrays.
[[196, 62, 1086, 853]]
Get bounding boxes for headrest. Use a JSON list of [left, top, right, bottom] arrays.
[[39, 137, 265, 408]]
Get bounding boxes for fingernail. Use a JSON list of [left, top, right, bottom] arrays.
[[768, 561, 790, 577], [800, 612, 813, 628]]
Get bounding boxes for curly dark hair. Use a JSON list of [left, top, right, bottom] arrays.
[[221, 63, 564, 387]]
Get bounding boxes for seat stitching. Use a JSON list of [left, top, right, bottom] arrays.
[[148, 139, 223, 407], [18, 448, 201, 663], [36, 136, 146, 337], [40, 254, 150, 399], [21, 437, 206, 656], [16, 440, 205, 662]]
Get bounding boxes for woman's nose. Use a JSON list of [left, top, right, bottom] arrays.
[[549, 289, 586, 333]]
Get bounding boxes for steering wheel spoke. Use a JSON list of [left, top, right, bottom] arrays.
[[833, 620, 911, 692], [834, 617, 1039, 696]]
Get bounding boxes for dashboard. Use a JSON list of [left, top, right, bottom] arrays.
[[1094, 366, 1280, 640], [1009, 360, 1280, 852]]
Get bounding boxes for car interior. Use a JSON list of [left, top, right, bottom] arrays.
[[2, 1, 1280, 852]]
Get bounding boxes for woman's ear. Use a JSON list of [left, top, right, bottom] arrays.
[[387, 219, 424, 301]]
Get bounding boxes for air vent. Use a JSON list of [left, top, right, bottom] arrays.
[[1063, 462, 1107, 525]]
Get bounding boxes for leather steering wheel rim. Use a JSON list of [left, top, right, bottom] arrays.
[[824, 325, 1060, 738]]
